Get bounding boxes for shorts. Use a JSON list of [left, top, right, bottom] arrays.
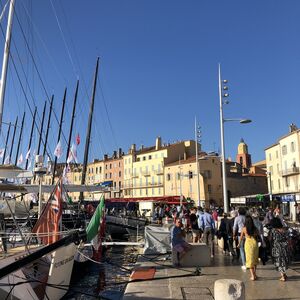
[[173, 241, 190, 253]]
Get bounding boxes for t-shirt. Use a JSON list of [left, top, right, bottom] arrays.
[[190, 213, 199, 230], [171, 226, 184, 246]]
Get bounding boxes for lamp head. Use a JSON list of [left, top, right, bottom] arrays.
[[239, 119, 252, 124], [223, 79, 228, 83]]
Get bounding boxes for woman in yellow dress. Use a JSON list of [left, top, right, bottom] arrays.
[[238, 215, 259, 280]]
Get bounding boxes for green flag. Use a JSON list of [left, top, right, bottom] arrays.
[[86, 195, 105, 242]]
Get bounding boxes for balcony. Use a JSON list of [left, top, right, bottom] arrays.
[[281, 167, 300, 177], [154, 169, 164, 175], [141, 171, 151, 177]]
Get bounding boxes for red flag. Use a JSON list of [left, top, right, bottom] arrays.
[[32, 179, 63, 244], [76, 133, 80, 145]]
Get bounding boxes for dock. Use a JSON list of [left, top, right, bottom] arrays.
[[123, 247, 300, 299]]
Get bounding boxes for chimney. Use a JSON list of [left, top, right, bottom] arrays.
[[183, 152, 187, 160], [104, 154, 108, 161], [130, 144, 136, 154], [156, 136, 162, 150], [118, 148, 122, 158], [113, 151, 117, 158]]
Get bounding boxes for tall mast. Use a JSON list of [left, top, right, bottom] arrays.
[[9, 116, 18, 164], [37, 101, 46, 155], [14, 111, 25, 165], [25, 107, 36, 170], [80, 58, 99, 201], [43, 95, 54, 157], [65, 80, 79, 163], [2, 122, 11, 164], [52, 88, 67, 185], [0, 0, 15, 134]]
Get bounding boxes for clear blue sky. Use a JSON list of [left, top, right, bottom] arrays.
[[1, 0, 300, 165]]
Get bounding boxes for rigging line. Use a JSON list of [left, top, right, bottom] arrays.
[[0, 14, 41, 126], [11, 3, 70, 148], [57, 3, 109, 152], [0, 0, 8, 22], [97, 76, 118, 148], [18, 0, 67, 84], [49, 0, 78, 78]]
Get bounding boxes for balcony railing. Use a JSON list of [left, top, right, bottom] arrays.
[[281, 167, 300, 177]]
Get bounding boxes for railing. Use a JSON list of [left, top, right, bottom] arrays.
[[281, 167, 300, 176]]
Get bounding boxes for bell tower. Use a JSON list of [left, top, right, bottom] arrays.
[[236, 138, 251, 171]]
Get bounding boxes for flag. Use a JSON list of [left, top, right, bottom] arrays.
[[54, 141, 63, 159], [25, 149, 31, 160], [32, 179, 63, 244], [67, 143, 78, 164], [0, 148, 4, 158], [4, 156, 10, 165], [86, 195, 105, 242], [17, 153, 23, 166], [76, 133, 80, 145]]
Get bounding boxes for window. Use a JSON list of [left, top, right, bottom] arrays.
[[110, 163, 112, 169], [269, 166, 273, 175], [125, 169, 127, 175], [167, 173, 171, 181], [125, 158, 127, 165], [105, 174, 108, 179], [177, 173, 181, 180], [282, 145, 287, 155], [99, 167, 102, 173], [105, 165, 108, 170], [291, 142, 295, 152], [276, 150, 278, 159], [204, 170, 212, 179], [143, 156, 146, 161], [96, 167, 98, 174], [119, 171, 121, 177], [188, 171, 193, 179], [109, 173, 112, 179], [285, 177, 289, 187], [269, 153, 272, 161], [208, 184, 212, 193], [278, 179, 281, 190], [149, 155, 152, 160]]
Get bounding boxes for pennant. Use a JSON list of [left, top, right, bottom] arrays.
[[0, 148, 4, 158], [25, 149, 31, 160], [54, 141, 63, 159], [17, 153, 23, 166], [4, 156, 10, 165], [32, 179, 63, 244], [76, 133, 80, 145]]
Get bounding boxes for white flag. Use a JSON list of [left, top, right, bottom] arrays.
[[0, 148, 4, 158], [17, 153, 23, 166], [25, 149, 31, 160], [71, 143, 78, 163], [4, 156, 10, 165], [54, 141, 63, 158]]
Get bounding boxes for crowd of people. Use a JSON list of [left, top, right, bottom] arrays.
[[168, 203, 297, 281]]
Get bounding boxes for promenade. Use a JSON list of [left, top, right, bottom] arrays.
[[123, 247, 300, 300]]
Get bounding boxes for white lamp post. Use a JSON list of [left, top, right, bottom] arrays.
[[194, 117, 202, 207], [218, 64, 252, 213]]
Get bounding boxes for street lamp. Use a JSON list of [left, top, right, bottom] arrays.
[[219, 64, 252, 213], [194, 117, 202, 207], [266, 171, 273, 201]]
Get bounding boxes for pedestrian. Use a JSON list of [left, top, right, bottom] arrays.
[[218, 213, 230, 255], [269, 217, 290, 281], [171, 218, 192, 267], [190, 207, 201, 242], [265, 207, 274, 224], [212, 209, 218, 227], [233, 207, 247, 270], [200, 208, 215, 257], [238, 215, 259, 281]]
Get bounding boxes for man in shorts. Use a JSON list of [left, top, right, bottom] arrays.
[[171, 218, 192, 266]]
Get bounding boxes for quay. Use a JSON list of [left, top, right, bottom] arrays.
[[123, 246, 300, 300]]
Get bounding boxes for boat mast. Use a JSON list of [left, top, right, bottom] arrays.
[[37, 101, 46, 155], [65, 80, 79, 163], [80, 58, 99, 201], [52, 88, 67, 185], [25, 107, 36, 170], [0, 0, 15, 134], [14, 111, 25, 165], [8, 116, 18, 164], [2, 122, 11, 164], [43, 95, 54, 157]]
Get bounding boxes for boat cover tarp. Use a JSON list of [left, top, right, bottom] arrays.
[[143, 225, 171, 254]]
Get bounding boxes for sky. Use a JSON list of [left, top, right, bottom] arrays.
[[1, 0, 300, 166]]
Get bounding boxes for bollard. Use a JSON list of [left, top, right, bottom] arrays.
[[214, 279, 245, 300]]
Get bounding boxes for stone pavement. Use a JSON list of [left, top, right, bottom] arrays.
[[123, 247, 300, 300]]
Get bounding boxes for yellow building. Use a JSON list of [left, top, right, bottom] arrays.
[[265, 123, 300, 220], [123, 137, 197, 199], [164, 154, 223, 207]]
